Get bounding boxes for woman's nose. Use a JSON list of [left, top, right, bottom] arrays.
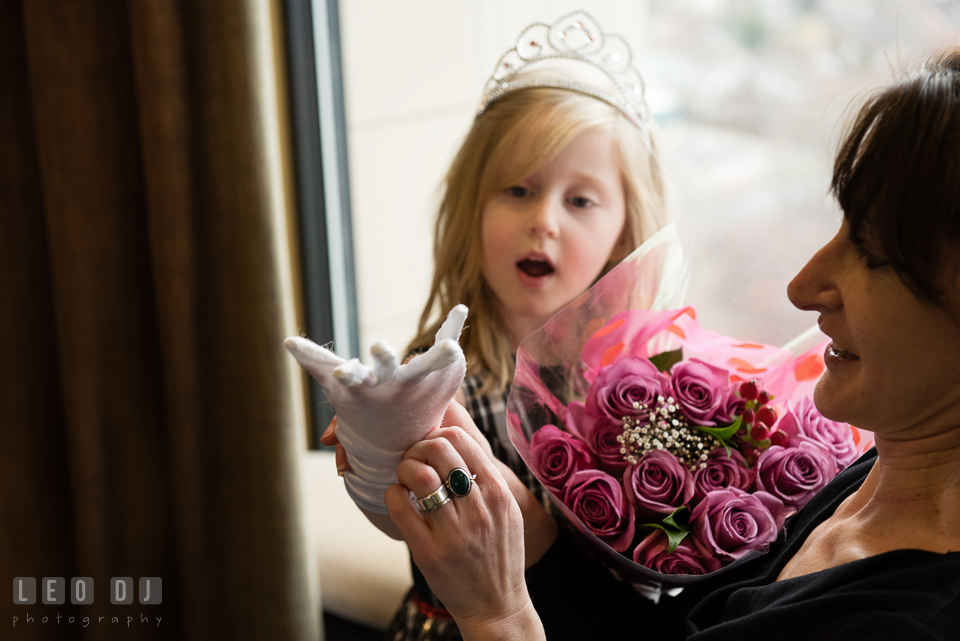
[[528, 197, 560, 237], [787, 230, 844, 312]]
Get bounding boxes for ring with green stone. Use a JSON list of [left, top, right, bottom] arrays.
[[445, 467, 476, 498]]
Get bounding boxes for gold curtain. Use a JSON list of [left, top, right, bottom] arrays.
[[0, 1, 319, 639]]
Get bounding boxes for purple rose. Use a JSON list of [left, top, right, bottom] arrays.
[[755, 442, 838, 509], [692, 448, 756, 505], [530, 425, 597, 495], [563, 469, 636, 552], [669, 359, 731, 426], [691, 488, 786, 561], [624, 450, 694, 518], [632, 529, 723, 575], [712, 390, 747, 426], [586, 416, 629, 475], [586, 357, 667, 421], [777, 397, 858, 469]]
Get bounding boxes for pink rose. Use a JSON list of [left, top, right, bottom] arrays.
[[755, 441, 838, 509], [530, 425, 596, 495], [692, 448, 756, 505], [586, 416, 629, 475], [777, 397, 857, 469], [669, 359, 731, 426], [691, 488, 785, 561], [563, 469, 636, 552], [632, 529, 723, 575], [624, 450, 694, 518], [586, 357, 667, 422]]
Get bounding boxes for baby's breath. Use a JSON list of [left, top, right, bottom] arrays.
[[616, 396, 721, 472]]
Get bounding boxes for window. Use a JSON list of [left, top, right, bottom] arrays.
[[283, 0, 359, 447]]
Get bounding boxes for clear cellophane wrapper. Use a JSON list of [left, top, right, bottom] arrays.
[[506, 224, 873, 589]]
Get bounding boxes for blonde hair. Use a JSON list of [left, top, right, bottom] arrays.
[[408, 87, 669, 392]]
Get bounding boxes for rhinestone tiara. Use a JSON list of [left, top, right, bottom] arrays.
[[476, 10, 652, 149]]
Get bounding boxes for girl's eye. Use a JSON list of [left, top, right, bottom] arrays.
[[506, 186, 530, 198], [569, 196, 594, 209], [855, 245, 890, 270]]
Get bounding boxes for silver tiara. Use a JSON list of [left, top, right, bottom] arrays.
[[476, 11, 652, 149]]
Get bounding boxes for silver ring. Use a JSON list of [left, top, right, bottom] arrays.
[[416, 484, 451, 514], [445, 467, 477, 498]]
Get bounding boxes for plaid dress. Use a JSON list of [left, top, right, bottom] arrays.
[[384, 372, 543, 641]]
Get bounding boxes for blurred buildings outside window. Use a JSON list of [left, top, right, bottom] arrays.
[[338, 0, 960, 357]]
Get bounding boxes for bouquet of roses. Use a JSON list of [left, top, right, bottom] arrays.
[[506, 226, 871, 587]]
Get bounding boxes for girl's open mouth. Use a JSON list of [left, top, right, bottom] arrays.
[[517, 258, 554, 277]]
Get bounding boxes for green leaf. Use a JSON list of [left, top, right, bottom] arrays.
[[662, 506, 689, 530], [664, 528, 689, 553], [695, 415, 742, 444], [649, 348, 683, 373], [640, 507, 692, 554], [642, 523, 691, 553]]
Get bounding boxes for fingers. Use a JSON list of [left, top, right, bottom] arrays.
[[395, 339, 462, 385], [319, 418, 350, 474], [319, 415, 339, 446], [333, 358, 376, 387], [385, 483, 430, 543], [370, 340, 399, 382], [440, 399, 473, 428], [284, 337, 345, 376], [335, 444, 349, 476], [410, 425, 498, 492], [441, 400, 495, 459], [388, 421, 531, 625], [434, 304, 468, 343], [395, 458, 446, 517], [400, 436, 468, 498]]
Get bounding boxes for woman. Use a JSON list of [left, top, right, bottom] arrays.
[[384, 49, 960, 640]]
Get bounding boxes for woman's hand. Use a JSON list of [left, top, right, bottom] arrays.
[[385, 420, 546, 641], [324, 403, 559, 565], [436, 402, 558, 567], [319, 416, 349, 476], [320, 416, 404, 539]]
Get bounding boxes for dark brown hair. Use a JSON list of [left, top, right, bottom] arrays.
[[832, 47, 960, 304]]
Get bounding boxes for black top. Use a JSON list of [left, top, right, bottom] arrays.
[[524, 449, 960, 640]]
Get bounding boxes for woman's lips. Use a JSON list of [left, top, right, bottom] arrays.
[[824, 340, 859, 366]]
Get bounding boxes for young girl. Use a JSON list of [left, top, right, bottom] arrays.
[[312, 13, 666, 641], [379, 13, 671, 641]]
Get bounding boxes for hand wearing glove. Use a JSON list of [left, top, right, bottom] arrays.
[[284, 305, 468, 538]]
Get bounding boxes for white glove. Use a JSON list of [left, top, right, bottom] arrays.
[[284, 305, 468, 514]]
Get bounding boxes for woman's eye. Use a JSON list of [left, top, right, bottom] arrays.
[[506, 186, 529, 198], [569, 196, 594, 209], [855, 245, 890, 270]]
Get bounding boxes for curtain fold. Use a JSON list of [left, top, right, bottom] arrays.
[[0, 1, 318, 639]]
